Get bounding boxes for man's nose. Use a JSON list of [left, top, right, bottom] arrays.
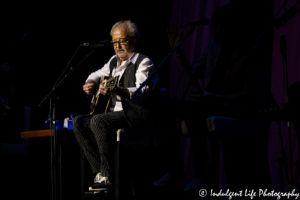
[[117, 42, 122, 49]]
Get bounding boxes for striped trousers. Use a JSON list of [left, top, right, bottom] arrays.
[[72, 111, 129, 179]]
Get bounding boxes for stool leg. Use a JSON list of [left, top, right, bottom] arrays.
[[80, 150, 85, 200], [115, 130, 121, 200], [129, 162, 136, 197]]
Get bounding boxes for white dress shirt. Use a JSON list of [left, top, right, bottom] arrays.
[[86, 52, 154, 111]]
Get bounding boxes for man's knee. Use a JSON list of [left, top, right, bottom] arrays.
[[90, 114, 106, 131], [73, 115, 83, 128], [73, 114, 90, 130], [72, 115, 79, 126]]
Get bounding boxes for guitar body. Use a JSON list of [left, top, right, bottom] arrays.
[[89, 76, 119, 115], [89, 93, 111, 115]]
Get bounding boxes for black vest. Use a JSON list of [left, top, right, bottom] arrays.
[[109, 53, 147, 87], [109, 53, 153, 128]]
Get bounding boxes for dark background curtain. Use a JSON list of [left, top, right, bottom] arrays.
[[270, 0, 300, 191], [169, 0, 300, 191]]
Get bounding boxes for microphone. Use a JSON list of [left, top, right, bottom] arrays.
[[80, 40, 110, 47], [182, 19, 210, 27]]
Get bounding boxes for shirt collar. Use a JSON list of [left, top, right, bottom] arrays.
[[116, 52, 139, 66]]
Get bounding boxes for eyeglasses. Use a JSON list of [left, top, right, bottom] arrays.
[[110, 37, 130, 46]]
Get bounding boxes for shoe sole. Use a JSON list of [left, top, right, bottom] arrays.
[[88, 186, 111, 191], [84, 190, 111, 197]]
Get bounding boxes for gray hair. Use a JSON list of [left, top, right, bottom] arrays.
[[110, 20, 140, 40]]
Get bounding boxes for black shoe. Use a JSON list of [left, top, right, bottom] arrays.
[[89, 182, 112, 191], [85, 188, 112, 197]]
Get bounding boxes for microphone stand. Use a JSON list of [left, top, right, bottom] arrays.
[[38, 45, 98, 200]]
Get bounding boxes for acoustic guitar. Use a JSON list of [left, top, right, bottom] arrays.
[[89, 76, 119, 115]]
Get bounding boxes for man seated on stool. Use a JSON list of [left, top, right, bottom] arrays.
[[72, 20, 154, 191]]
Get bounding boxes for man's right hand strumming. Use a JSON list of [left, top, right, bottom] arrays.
[[83, 80, 96, 95]]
